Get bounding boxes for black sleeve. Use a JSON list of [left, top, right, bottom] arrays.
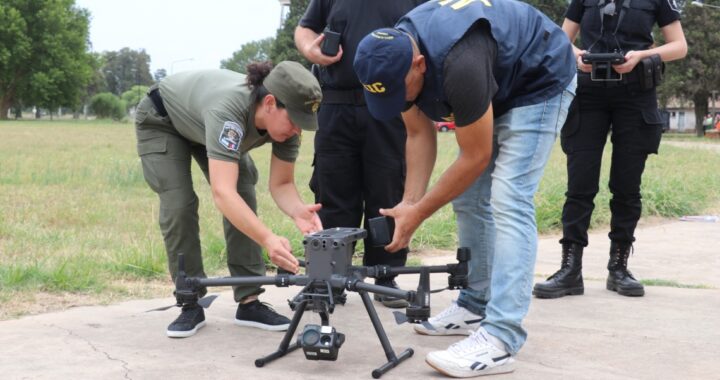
[[299, 0, 330, 33], [442, 22, 498, 127], [565, 0, 584, 23], [657, 0, 681, 27]]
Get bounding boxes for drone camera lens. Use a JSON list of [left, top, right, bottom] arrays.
[[320, 335, 332, 346], [302, 329, 321, 346]]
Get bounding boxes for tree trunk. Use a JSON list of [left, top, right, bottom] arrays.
[[0, 94, 12, 120], [694, 91, 708, 137]]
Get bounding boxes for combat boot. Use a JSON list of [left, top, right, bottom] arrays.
[[606, 242, 645, 297], [533, 243, 584, 299]]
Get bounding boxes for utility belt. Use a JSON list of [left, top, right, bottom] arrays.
[[580, 54, 664, 90], [147, 85, 169, 117], [321, 88, 366, 106], [311, 63, 367, 106]]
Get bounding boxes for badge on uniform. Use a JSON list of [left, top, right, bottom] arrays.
[[219, 121, 243, 152]]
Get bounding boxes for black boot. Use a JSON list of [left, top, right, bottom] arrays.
[[533, 243, 584, 299], [606, 242, 645, 297]]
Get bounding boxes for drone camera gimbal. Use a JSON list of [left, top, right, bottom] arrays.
[[173, 226, 470, 378]]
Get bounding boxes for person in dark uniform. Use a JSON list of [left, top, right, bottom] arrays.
[[294, 0, 426, 308], [353, 1, 576, 376], [533, 0, 687, 299], [135, 61, 323, 338]]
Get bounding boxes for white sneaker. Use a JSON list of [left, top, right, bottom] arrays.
[[425, 327, 516, 378], [414, 301, 484, 336]]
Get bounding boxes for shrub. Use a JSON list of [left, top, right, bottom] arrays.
[[90, 93, 126, 120]]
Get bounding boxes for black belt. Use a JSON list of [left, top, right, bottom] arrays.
[[148, 87, 168, 117], [321, 88, 366, 105]]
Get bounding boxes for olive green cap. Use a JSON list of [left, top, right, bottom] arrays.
[[264, 61, 322, 131]]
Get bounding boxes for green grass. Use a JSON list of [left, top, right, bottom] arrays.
[[640, 279, 711, 289], [1, 120, 718, 301]]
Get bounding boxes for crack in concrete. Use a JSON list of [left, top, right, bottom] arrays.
[[50, 324, 132, 380]]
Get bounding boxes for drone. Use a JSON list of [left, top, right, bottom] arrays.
[[169, 223, 470, 379]]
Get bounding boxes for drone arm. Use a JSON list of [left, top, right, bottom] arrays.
[[346, 279, 413, 301], [190, 274, 308, 289]]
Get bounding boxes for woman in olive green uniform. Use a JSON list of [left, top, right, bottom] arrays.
[[135, 61, 323, 338]]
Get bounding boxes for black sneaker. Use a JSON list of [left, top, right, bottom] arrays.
[[373, 279, 410, 309], [235, 300, 291, 331], [166, 304, 206, 338]]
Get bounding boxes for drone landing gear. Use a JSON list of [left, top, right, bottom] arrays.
[[255, 291, 413, 378], [358, 290, 414, 379]]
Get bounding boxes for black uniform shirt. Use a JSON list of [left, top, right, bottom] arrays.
[[566, 0, 681, 53], [299, 0, 426, 90], [442, 22, 498, 127]]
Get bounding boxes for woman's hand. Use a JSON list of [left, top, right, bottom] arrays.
[[263, 234, 299, 274], [293, 203, 324, 235], [576, 50, 592, 73], [613, 50, 642, 74]]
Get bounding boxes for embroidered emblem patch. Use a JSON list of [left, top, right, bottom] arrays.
[[219, 121, 243, 152], [305, 98, 321, 113]]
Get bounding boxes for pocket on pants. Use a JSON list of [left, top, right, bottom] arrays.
[[137, 136, 167, 156], [137, 136, 168, 193], [636, 109, 663, 154]]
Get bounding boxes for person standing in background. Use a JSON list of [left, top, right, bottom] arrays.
[[534, 0, 687, 299]]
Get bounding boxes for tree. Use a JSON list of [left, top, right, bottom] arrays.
[[0, 0, 94, 120], [100, 48, 154, 96], [153, 68, 167, 82], [271, 0, 310, 67], [657, 1, 720, 136], [221, 37, 275, 74]]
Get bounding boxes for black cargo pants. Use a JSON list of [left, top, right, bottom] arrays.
[[135, 96, 265, 302], [560, 82, 664, 246]]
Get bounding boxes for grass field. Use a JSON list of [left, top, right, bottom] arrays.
[[1, 119, 719, 318]]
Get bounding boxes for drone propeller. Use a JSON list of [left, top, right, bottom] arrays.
[[392, 311, 436, 331], [144, 294, 219, 313], [197, 294, 218, 308], [145, 303, 178, 312]]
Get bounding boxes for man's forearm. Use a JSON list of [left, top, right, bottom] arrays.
[[295, 26, 319, 60], [402, 108, 437, 204]]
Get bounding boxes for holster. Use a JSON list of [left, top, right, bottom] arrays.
[[638, 54, 664, 90]]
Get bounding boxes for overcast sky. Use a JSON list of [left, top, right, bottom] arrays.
[[74, 0, 285, 74]]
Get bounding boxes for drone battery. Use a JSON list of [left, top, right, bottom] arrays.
[[368, 216, 391, 247], [320, 28, 341, 56]]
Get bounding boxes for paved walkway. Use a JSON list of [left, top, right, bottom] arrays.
[[2, 219, 719, 380]]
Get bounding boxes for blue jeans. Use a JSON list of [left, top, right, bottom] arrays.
[[453, 77, 576, 355]]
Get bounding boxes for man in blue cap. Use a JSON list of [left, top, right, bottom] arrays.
[[354, 1, 576, 377]]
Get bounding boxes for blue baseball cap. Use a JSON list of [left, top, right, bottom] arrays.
[[354, 28, 413, 121]]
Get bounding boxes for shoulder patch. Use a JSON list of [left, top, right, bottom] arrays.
[[219, 121, 243, 152]]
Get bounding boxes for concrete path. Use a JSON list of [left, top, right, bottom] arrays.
[[2, 219, 719, 380]]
